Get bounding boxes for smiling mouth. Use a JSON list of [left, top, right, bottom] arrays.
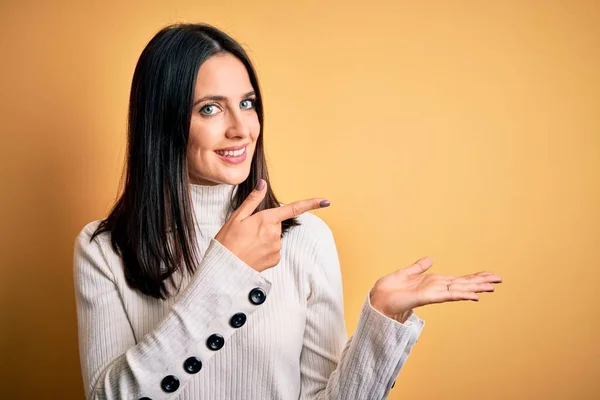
[[215, 147, 246, 157]]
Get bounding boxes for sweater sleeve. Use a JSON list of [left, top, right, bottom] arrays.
[[298, 224, 425, 399], [73, 223, 271, 400]]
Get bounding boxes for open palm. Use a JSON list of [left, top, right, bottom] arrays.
[[369, 257, 502, 322]]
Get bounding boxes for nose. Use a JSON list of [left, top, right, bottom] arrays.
[[225, 110, 250, 139]]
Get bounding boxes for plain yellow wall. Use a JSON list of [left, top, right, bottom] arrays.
[[1, 1, 598, 399]]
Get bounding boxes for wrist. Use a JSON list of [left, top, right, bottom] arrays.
[[393, 309, 413, 323], [369, 288, 413, 323]]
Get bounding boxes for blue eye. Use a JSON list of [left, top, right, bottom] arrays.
[[240, 98, 256, 110], [200, 104, 219, 116]]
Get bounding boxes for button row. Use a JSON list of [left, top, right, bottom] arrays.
[[249, 287, 266, 305], [138, 287, 266, 400], [161, 375, 180, 392], [184, 357, 202, 374]]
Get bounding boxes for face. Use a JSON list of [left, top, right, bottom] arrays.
[[187, 53, 260, 186]]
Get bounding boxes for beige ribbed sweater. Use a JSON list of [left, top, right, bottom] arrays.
[[73, 183, 424, 400]]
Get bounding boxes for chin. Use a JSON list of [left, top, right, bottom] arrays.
[[189, 154, 256, 186], [220, 174, 250, 186], [211, 167, 253, 186]]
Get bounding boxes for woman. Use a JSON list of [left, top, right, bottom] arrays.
[[74, 23, 502, 400]]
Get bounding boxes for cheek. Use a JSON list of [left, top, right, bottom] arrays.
[[250, 118, 261, 140], [188, 119, 221, 153]]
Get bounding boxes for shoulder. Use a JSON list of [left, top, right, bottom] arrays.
[[294, 211, 333, 237], [285, 212, 343, 293], [77, 219, 103, 239], [285, 212, 335, 252], [73, 219, 116, 280], [285, 212, 340, 275], [74, 219, 111, 252]]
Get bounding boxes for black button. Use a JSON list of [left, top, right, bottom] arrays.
[[207, 333, 225, 350], [161, 375, 180, 393], [139, 398, 152, 400], [249, 287, 266, 305], [183, 356, 202, 374], [391, 380, 396, 388], [230, 312, 247, 328]]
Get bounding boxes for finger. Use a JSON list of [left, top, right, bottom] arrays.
[[454, 273, 502, 284], [449, 282, 496, 293], [484, 273, 503, 283], [263, 198, 330, 223], [402, 257, 433, 276], [234, 179, 268, 220], [445, 291, 480, 302], [422, 289, 479, 305], [475, 271, 503, 281]]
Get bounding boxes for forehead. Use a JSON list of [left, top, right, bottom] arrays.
[[194, 53, 253, 97]]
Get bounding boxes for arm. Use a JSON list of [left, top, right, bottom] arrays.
[[298, 225, 424, 399], [74, 223, 271, 400]]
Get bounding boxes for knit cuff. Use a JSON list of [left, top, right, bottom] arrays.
[[350, 294, 424, 394]]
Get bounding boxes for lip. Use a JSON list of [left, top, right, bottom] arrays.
[[215, 144, 248, 151], [215, 146, 248, 165]]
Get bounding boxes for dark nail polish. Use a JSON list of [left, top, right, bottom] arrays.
[[320, 200, 330, 207], [255, 179, 265, 190]]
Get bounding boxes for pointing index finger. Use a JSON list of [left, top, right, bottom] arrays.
[[265, 198, 330, 223]]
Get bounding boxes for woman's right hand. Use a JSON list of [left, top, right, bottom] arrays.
[[215, 179, 330, 272]]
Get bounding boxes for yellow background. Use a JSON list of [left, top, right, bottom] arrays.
[[1, 1, 598, 399]]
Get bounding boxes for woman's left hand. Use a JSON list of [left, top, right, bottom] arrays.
[[369, 257, 503, 323]]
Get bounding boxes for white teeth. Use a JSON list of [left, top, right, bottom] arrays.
[[217, 147, 246, 157]]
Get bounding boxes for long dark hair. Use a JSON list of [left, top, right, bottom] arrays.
[[92, 23, 298, 299]]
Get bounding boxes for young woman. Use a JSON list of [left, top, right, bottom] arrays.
[[74, 23, 502, 400]]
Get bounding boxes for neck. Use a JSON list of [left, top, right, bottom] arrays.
[[189, 183, 237, 236]]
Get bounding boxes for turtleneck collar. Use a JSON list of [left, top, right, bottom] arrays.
[[189, 183, 237, 236]]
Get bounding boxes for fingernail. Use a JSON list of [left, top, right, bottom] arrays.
[[255, 179, 265, 190], [320, 200, 331, 207]]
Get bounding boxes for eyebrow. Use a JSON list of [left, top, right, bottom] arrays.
[[193, 91, 256, 107]]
